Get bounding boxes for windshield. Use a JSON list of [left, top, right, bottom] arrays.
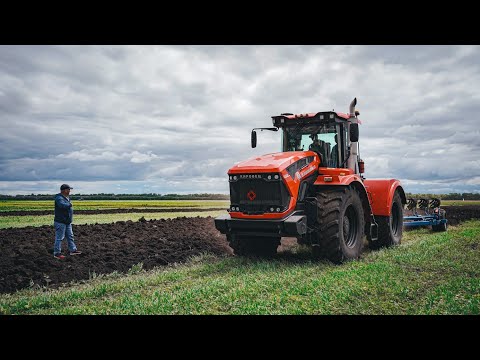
[[282, 122, 339, 167]]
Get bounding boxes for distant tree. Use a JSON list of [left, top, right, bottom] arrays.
[[0, 193, 230, 200]]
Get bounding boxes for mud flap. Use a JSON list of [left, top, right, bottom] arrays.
[[304, 197, 317, 225], [370, 222, 378, 241]]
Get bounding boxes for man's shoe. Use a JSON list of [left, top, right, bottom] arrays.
[[70, 250, 82, 256], [54, 254, 66, 259]]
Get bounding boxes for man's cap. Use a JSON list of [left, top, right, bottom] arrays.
[[60, 184, 73, 190]]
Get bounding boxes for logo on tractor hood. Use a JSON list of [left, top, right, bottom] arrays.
[[247, 190, 257, 201], [299, 164, 316, 179], [240, 174, 262, 179]]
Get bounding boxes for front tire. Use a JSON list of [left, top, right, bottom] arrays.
[[314, 186, 365, 263], [369, 191, 403, 250]]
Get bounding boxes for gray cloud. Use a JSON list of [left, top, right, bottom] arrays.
[[0, 45, 479, 195]]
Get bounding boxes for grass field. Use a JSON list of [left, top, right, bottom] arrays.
[[0, 210, 227, 229], [0, 200, 229, 212], [1, 199, 477, 213], [442, 200, 480, 206], [1, 220, 478, 315]]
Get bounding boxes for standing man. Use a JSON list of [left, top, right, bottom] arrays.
[[53, 184, 82, 259]]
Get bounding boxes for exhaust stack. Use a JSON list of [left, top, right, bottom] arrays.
[[349, 97, 357, 116], [347, 98, 359, 174]]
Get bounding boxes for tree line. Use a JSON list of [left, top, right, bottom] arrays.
[[405, 193, 480, 200], [0, 193, 230, 200], [1, 192, 479, 201]]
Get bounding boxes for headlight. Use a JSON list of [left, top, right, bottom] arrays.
[[267, 175, 271, 180], [270, 207, 274, 212], [233, 176, 237, 180], [276, 208, 280, 212], [274, 174, 279, 179]]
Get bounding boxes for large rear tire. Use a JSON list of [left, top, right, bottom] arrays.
[[314, 186, 365, 263], [227, 234, 280, 258], [369, 191, 403, 250]]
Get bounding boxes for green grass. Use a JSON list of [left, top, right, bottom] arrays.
[[0, 200, 229, 212], [1, 199, 476, 213], [0, 210, 227, 229], [442, 200, 480, 206], [1, 220, 479, 314]]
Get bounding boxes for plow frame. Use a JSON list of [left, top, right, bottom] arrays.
[[403, 197, 447, 230], [403, 214, 447, 228]]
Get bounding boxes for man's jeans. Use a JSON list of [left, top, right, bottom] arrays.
[[54, 221, 77, 255]]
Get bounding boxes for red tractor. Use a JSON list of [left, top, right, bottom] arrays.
[[215, 98, 406, 263]]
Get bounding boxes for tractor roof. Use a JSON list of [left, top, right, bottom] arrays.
[[281, 112, 350, 120], [271, 111, 351, 127]]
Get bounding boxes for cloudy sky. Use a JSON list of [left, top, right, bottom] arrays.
[[0, 45, 479, 195]]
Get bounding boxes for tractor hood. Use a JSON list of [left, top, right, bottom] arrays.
[[228, 151, 318, 174]]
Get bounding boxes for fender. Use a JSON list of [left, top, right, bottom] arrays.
[[313, 171, 373, 222], [363, 179, 406, 216], [313, 168, 361, 186]]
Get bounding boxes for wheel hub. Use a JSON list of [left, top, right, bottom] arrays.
[[343, 216, 350, 238], [344, 205, 357, 248]]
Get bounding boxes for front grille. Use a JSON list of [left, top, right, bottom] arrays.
[[229, 173, 291, 215]]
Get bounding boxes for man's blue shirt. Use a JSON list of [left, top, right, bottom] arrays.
[[54, 193, 73, 224]]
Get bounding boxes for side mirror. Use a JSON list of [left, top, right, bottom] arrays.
[[251, 130, 257, 148], [350, 123, 359, 142]]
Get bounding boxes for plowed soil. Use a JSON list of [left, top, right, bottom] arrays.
[[0, 216, 232, 294], [0, 208, 225, 217], [441, 205, 480, 225]]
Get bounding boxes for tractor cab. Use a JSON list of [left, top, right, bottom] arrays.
[[251, 98, 363, 174], [252, 109, 357, 171], [273, 112, 350, 168]]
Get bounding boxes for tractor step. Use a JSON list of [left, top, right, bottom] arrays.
[[369, 222, 378, 241]]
